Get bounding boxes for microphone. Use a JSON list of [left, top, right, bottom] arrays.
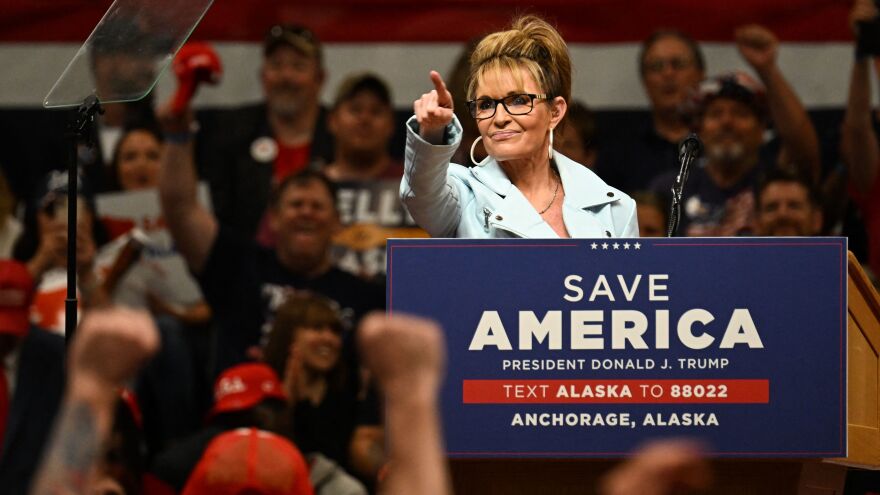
[[678, 134, 702, 165], [667, 133, 702, 237]]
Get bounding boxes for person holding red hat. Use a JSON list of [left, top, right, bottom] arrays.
[[194, 24, 335, 245], [0, 259, 65, 495]]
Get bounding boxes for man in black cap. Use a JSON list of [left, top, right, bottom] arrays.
[[196, 24, 334, 244]]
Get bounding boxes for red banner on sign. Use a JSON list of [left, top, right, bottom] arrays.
[[462, 379, 770, 404]]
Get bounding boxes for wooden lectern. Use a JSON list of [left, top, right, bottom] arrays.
[[449, 252, 880, 495]]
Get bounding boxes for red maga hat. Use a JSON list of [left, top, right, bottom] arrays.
[[209, 363, 287, 418], [182, 428, 314, 495]]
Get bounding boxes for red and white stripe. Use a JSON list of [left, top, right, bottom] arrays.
[[0, 0, 858, 108]]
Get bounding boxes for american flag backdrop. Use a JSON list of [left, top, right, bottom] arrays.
[[0, 0, 857, 109]]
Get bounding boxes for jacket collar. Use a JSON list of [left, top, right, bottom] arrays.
[[469, 152, 623, 238]]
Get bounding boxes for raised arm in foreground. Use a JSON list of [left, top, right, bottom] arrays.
[[358, 313, 452, 495], [30, 308, 159, 495]]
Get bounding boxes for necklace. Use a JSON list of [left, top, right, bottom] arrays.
[[539, 172, 561, 215]]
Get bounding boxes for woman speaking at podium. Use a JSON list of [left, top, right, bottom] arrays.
[[400, 15, 638, 239]]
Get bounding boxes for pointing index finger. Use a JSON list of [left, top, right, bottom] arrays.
[[429, 70, 452, 106]]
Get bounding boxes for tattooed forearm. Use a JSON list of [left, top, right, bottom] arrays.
[[29, 307, 159, 495], [30, 401, 102, 495]]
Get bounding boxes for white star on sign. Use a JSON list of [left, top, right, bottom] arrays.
[[601, 242, 609, 249], [591, 242, 598, 250], [634, 242, 641, 250], [623, 242, 630, 249], [612, 242, 620, 250]]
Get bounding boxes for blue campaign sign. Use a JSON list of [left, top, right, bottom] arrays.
[[387, 237, 847, 458]]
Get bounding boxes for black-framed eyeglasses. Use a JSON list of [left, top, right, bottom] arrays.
[[466, 93, 548, 120]]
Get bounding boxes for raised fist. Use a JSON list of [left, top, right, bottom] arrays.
[[70, 307, 160, 393], [358, 312, 445, 402], [735, 25, 779, 74]]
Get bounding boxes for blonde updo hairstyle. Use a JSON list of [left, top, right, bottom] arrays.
[[466, 15, 572, 106]]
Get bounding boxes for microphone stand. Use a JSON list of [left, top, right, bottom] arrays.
[[667, 134, 702, 237], [65, 94, 103, 341]]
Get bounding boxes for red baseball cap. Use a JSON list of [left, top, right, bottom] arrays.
[[209, 363, 287, 418], [0, 260, 34, 336], [182, 428, 314, 495]]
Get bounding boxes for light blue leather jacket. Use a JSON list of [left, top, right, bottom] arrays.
[[400, 115, 639, 239]]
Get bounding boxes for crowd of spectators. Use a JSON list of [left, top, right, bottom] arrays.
[[1, 1, 879, 494]]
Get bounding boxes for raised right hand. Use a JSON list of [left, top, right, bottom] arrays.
[[414, 71, 454, 143]]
